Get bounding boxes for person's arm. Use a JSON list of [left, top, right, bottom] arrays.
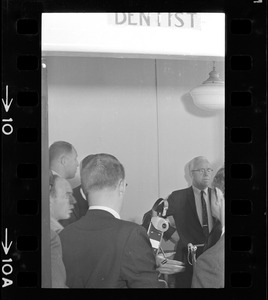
[[121, 225, 166, 288], [50, 230, 68, 288], [165, 192, 177, 217]]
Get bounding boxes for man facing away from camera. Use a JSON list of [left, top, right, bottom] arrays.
[[59, 153, 165, 288], [165, 156, 215, 288]]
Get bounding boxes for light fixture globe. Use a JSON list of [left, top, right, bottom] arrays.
[[190, 63, 224, 111]]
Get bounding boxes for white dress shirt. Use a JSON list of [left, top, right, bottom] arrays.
[[51, 169, 62, 177], [221, 226, 225, 237], [80, 187, 87, 201]]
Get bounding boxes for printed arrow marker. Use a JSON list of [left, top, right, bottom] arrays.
[[2, 85, 13, 113], [1, 228, 13, 255]]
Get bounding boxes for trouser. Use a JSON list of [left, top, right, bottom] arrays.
[[174, 245, 205, 288]]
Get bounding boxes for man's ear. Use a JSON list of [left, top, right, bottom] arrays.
[[118, 179, 125, 195], [60, 154, 67, 166]]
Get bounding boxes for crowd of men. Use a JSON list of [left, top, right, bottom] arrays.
[[48, 141, 225, 288]]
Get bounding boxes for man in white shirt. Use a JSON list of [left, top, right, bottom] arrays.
[[165, 156, 215, 288]]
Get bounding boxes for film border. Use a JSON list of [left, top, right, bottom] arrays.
[[1, 0, 267, 298]]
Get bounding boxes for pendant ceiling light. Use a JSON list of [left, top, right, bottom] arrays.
[[190, 61, 224, 111]]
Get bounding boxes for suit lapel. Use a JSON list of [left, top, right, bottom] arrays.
[[188, 187, 203, 231], [208, 188, 216, 226]]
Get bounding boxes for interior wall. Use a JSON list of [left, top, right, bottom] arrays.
[[156, 59, 224, 197], [47, 56, 224, 223]]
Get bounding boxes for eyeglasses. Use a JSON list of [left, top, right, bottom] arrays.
[[191, 168, 213, 175]]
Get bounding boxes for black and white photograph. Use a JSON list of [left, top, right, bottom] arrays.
[[41, 12, 225, 288]]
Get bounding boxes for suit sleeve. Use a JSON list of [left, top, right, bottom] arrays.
[[165, 192, 178, 217], [121, 225, 166, 288], [191, 236, 224, 288], [50, 230, 68, 288]]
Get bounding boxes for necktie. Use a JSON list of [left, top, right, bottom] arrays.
[[201, 190, 209, 238]]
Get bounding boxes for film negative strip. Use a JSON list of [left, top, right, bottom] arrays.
[[1, 0, 266, 298]]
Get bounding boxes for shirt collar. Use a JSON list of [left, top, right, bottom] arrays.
[[88, 206, 121, 219], [192, 185, 208, 195], [51, 169, 62, 177], [50, 217, 64, 233], [80, 187, 87, 200]]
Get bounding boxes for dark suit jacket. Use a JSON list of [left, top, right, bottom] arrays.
[[59, 209, 165, 288], [59, 185, 89, 227], [191, 233, 224, 288], [166, 186, 214, 287], [203, 220, 222, 252]]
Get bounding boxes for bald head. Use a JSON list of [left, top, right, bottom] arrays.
[[49, 141, 79, 179]]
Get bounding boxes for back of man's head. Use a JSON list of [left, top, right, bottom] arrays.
[[80, 155, 96, 178], [81, 153, 125, 197]]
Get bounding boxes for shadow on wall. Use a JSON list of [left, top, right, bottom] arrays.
[[181, 93, 216, 118]]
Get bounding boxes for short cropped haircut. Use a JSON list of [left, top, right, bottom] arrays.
[[49, 141, 74, 166], [212, 167, 225, 193], [79, 155, 96, 178], [81, 153, 125, 195]]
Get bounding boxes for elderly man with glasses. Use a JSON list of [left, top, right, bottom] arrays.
[[164, 156, 216, 288]]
